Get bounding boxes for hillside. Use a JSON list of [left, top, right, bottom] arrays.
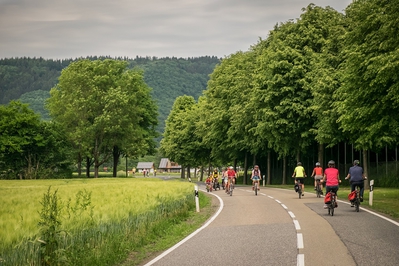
[[0, 56, 220, 133]]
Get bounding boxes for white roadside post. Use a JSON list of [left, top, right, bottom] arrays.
[[194, 185, 200, 212], [263, 175, 265, 187], [369, 179, 374, 206]]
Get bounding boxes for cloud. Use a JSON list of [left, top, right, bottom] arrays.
[[0, 0, 352, 59]]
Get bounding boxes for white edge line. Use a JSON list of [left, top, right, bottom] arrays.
[[337, 200, 399, 227], [275, 200, 281, 203], [288, 211, 296, 218], [143, 189, 224, 266], [281, 204, 288, 209], [297, 254, 305, 266], [297, 233, 304, 249]]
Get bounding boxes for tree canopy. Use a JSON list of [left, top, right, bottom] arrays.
[[47, 59, 158, 178]]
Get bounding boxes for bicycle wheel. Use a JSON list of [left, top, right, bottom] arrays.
[[255, 183, 258, 196], [230, 185, 233, 196], [317, 184, 323, 198], [355, 198, 360, 212]]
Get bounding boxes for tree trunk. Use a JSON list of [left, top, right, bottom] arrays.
[[282, 156, 287, 185], [318, 143, 324, 167], [200, 166, 204, 181], [112, 146, 120, 177], [296, 151, 300, 163], [94, 159, 99, 178], [181, 166, 185, 179], [244, 152, 248, 185], [267, 151, 271, 185], [363, 150, 369, 189], [86, 157, 90, 178], [187, 166, 191, 180], [77, 153, 82, 177]]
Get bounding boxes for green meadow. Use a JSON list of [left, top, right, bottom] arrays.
[[0, 178, 207, 265]]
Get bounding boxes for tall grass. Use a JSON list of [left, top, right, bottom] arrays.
[[0, 178, 195, 265]]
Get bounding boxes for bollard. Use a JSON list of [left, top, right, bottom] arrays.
[[369, 179, 374, 206], [263, 175, 265, 187], [194, 185, 200, 212]]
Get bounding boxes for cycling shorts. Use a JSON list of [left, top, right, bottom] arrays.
[[295, 177, 305, 182], [314, 175, 323, 180]]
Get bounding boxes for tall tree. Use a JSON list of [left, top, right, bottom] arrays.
[[160, 96, 200, 174], [47, 59, 158, 177], [336, 0, 399, 151]]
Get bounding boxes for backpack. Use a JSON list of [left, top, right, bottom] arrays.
[[324, 192, 332, 204], [348, 191, 356, 201]]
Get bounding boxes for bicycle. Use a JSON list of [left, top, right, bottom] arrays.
[[229, 180, 234, 196], [327, 191, 337, 216], [353, 186, 361, 212], [315, 179, 323, 198], [296, 179, 303, 199], [253, 180, 259, 196]]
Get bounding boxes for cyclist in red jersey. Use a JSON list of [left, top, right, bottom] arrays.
[[226, 166, 237, 193], [311, 162, 323, 191], [321, 160, 341, 209]]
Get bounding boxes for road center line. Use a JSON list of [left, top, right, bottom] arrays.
[[293, 219, 301, 230], [297, 233, 304, 249]]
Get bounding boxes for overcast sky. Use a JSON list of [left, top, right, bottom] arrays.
[[0, 0, 352, 60]]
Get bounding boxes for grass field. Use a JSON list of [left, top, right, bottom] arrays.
[[0, 178, 210, 266]]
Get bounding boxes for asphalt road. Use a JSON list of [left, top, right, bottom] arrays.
[[143, 183, 399, 266]]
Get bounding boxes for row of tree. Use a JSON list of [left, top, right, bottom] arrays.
[[160, 1, 399, 184], [1, 59, 158, 179]]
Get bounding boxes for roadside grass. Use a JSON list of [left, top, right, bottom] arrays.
[[119, 191, 213, 266], [266, 184, 399, 219], [0, 178, 208, 265]]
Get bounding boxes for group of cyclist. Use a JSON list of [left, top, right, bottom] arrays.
[[293, 159, 367, 208], [205, 165, 263, 193], [205, 159, 366, 208]]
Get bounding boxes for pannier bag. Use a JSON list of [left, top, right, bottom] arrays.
[[348, 191, 356, 201], [324, 192, 332, 204]]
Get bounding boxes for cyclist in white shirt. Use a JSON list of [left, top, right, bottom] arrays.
[[251, 165, 262, 191]]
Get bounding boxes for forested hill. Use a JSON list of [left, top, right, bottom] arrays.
[[0, 56, 220, 132]]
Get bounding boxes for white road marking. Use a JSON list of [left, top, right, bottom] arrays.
[[288, 211, 296, 218], [297, 254, 305, 266], [294, 219, 301, 230], [281, 204, 288, 209], [297, 233, 304, 249], [275, 199, 282, 203]]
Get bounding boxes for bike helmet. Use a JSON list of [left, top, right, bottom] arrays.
[[354, 160, 360, 165], [316, 162, 321, 166], [229, 166, 234, 170], [297, 162, 302, 166], [254, 165, 259, 168], [328, 160, 335, 165]]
